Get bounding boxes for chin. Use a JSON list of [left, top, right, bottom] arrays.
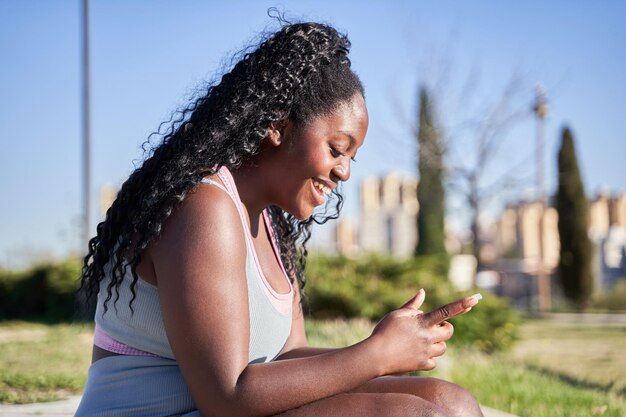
[[279, 203, 315, 221], [291, 208, 314, 221]]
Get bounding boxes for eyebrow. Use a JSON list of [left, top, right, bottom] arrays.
[[337, 130, 358, 158], [337, 130, 357, 148]]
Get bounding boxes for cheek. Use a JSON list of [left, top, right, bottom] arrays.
[[307, 154, 327, 171], [284, 136, 331, 175], [303, 147, 331, 173]]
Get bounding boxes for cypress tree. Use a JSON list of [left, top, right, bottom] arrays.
[[416, 86, 446, 256], [556, 126, 593, 310]]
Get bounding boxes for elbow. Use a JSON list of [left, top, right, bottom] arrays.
[[197, 402, 243, 417], [196, 389, 264, 417], [192, 368, 273, 417], [196, 397, 246, 417]]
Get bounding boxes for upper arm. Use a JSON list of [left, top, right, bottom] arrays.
[[149, 185, 250, 412]]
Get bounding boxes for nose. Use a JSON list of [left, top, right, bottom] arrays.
[[332, 158, 351, 182]]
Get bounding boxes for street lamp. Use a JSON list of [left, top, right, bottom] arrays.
[[81, 0, 92, 251], [533, 85, 551, 311]]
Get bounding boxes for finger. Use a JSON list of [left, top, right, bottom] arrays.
[[431, 341, 447, 357], [422, 296, 478, 326], [431, 321, 454, 343], [423, 358, 437, 371], [401, 288, 425, 311]]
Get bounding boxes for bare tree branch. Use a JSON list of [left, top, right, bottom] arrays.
[[420, 62, 533, 268]]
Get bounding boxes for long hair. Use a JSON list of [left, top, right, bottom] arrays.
[[79, 21, 364, 314]]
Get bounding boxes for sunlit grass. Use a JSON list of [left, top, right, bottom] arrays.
[[511, 319, 626, 396], [1, 317, 625, 417], [306, 317, 626, 416], [452, 350, 626, 417], [305, 318, 373, 347], [0, 321, 92, 403]]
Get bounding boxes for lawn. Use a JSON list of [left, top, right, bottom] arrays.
[[1, 317, 625, 416], [0, 321, 93, 403], [308, 317, 626, 417], [452, 350, 626, 417], [450, 316, 626, 417], [511, 317, 626, 396]]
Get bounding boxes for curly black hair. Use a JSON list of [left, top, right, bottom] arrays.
[[79, 21, 364, 315]]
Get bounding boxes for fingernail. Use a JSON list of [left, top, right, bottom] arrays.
[[464, 296, 479, 308], [471, 293, 483, 301]]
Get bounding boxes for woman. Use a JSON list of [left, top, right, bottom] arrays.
[[76, 21, 483, 417]]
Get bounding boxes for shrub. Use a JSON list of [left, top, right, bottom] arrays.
[[0, 259, 81, 321], [305, 254, 518, 352], [592, 279, 626, 312]]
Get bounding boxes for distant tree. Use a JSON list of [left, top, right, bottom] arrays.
[[415, 86, 446, 256], [390, 47, 532, 272], [556, 126, 593, 310]]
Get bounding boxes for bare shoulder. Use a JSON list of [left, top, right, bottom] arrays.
[[149, 181, 246, 286], [148, 180, 253, 394]]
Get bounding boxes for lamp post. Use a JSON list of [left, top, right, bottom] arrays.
[[81, 0, 92, 250], [533, 85, 551, 311]]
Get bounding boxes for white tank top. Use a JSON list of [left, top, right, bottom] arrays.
[[95, 166, 294, 364]]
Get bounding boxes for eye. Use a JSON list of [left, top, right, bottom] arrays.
[[330, 145, 357, 163], [329, 145, 344, 158]]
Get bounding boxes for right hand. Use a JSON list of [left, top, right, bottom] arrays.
[[368, 289, 478, 375]]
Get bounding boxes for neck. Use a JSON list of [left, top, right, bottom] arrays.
[[229, 164, 272, 221]]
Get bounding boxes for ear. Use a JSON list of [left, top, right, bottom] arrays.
[[267, 119, 289, 147]]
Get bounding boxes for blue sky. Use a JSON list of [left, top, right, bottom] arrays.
[[1, 1, 625, 267]]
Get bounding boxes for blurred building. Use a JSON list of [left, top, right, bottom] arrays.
[[494, 191, 626, 291], [589, 191, 626, 239], [99, 184, 118, 219], [590, 192, 626, 289], [337, 172, 419, 258], [335, 216, 359, 257], [495, 201, 560, 273]]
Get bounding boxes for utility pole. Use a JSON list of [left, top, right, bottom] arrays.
[[533, 85, 551, 311], [81, 0, 92, 251]]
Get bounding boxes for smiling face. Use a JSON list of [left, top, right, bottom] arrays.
[[266, 93, 369, 220]]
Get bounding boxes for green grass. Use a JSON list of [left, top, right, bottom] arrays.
[[0, 321, 93, 403], [1, 317, 626, 417], [451, 350, 626, 417], [451, 316, 626, 416], [511, 319, 626, 396], [306, 318, 626, 416], [305, 318, 374, 347]]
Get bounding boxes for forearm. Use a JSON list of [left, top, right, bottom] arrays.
[[221, 338, 383, 417], [275, 346, 338, 360]]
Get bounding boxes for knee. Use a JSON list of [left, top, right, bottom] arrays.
[[431, 380, 483, 417], [376, 393, 450, 417]]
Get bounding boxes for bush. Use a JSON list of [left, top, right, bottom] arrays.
[[0, 259, 81, 321], [592, 279, 626, 312], [305, 254, 518, 352]]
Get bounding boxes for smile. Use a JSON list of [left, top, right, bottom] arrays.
[[312, 178, 332, 195]]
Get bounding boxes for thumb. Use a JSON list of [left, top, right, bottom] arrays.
[[401, 288, 425, 311]]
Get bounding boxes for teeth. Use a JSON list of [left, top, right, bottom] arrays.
[[313, 179, 331, 195]]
